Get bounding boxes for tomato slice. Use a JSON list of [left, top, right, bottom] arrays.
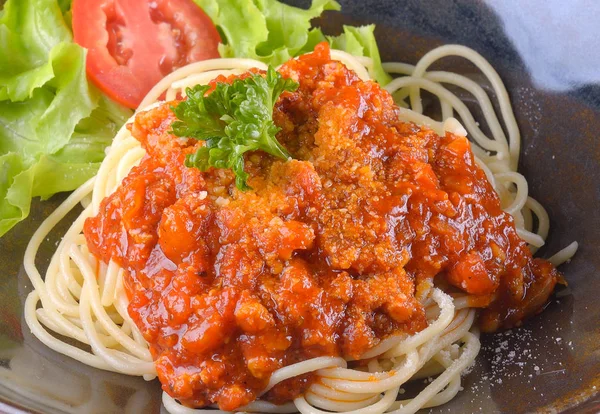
[[72, 0, 221, 109]]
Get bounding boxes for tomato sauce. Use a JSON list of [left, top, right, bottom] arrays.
[[83, 43, 561, 410]]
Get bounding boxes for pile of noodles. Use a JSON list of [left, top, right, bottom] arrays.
[[22, 46, 577, 414]]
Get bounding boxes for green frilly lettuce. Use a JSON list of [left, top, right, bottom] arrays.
[[193, 0, 391, 84], [0, 0, 130, 236], [327, 24, 392, 85]]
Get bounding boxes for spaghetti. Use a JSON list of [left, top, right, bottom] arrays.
[[23, 45, 576, 414]]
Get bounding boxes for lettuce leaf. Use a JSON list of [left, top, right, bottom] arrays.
[[193, 0, 390, 85], [194, 0, 340, 66], [0, 87, 129, 235], [327, 25, 392, 85], [0, 0, 130, 236], [32, 95, 131, 200], [0, 0, 72, 101]]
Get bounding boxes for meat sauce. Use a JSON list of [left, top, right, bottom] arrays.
[[84, 43, 561, 410]]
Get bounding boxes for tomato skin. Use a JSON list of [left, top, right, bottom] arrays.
[[72, 0, 221, 109]]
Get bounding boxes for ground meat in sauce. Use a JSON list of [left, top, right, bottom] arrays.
[[83, 43, 561, 410]]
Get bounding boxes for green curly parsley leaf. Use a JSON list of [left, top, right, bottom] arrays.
[[171, 66, 298, 191]]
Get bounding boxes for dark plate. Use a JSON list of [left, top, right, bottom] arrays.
[[1, 0, 599, 412]]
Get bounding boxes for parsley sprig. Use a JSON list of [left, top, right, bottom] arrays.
[[171, 66, 299, 190]]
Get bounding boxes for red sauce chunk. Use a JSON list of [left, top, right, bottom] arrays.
[[83, 43, 561, 410]]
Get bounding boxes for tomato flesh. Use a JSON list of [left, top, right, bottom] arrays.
[[73, 0, 221, 109]]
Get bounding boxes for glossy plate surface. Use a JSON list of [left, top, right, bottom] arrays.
[[1, 0, 599, 412]]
